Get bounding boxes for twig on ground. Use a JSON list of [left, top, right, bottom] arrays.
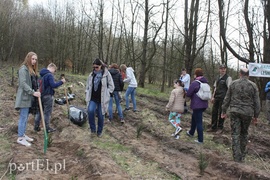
[[0, 158, 13, 180], [253, 149, 270, 172]]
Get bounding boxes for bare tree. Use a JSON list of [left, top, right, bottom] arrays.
[[161, 0, 170, 92], [183, 0, 210, 74], [218, 0, 267, 100], [104, 0, 115, 64], [261, 0, 270, 99], [262, 0, 270, 64], [118, 0, 141, 67], [98, 0, 104, 60], [138, 0, 164, 88], [218, 0, 251, 64], [0, 0, 18, 62]]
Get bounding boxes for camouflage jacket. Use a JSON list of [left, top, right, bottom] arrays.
[[222, 77, 260, 118]]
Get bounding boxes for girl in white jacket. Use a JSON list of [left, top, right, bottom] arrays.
[[120, 64, 138, 113]]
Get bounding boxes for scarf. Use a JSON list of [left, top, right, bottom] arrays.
[[93, 70, 103, 91]]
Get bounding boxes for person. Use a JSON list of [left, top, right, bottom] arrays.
[[179, 68, 190, 113], [34, 63, 66, 133], [166, 80, 185, 139], [108, 63, 124, 123], [15, 52, 41, 147], [264, 81, 270, 125], [221, 68, 260, 162], [207, 64, 232, 134], [29, 68, 40, 115], [186, 68, 209, 144], [120, 64, 138, 112], [119, 67, 127, 102], [85, 59, 114, 137]]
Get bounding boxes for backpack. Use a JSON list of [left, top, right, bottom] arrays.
[[195, 80, 211, 100], [69, 105, 87, 126], [38, 73, 51, 96]]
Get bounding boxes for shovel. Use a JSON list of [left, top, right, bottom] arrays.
[[38, 96, 48, 154], [61, 74, 70, 124], [64, 86, 70, 123]]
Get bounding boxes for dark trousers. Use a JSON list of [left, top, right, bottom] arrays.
[[34, 95, 53, 129], [189, 108, 206, 143], [184, 101, 188, 112], [211, 98, 224, 130]]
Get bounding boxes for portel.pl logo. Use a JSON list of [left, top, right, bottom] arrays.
[[9, 159, 66, 174]]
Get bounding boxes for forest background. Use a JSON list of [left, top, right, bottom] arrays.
[[0, 0, 269, 98]]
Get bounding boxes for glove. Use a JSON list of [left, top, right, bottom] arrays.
[[110, 93, 114, 97]]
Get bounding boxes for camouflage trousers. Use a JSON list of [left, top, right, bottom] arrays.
[[230, 112, 252, 162]]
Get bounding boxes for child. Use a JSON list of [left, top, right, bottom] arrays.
[[120, 64, 138, 112], [166, 80, 185, 139], [108, 63, 124, 123], [34, 63, 65, 133]]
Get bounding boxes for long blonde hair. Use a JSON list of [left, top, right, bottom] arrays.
[[21, 52, 38, 75]]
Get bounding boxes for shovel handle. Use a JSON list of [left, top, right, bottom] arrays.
[[38, 96, 48, 153], [38, 97, 47, 134]]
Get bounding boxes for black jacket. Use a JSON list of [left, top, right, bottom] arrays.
[[109, 69, 124, 91], [214, 74, 228, 100]]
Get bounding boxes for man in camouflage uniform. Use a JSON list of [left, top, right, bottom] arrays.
[[221, 68, 260, 162]]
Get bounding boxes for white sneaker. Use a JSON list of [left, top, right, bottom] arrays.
[[194, 140, 203, 144], [174, 126, 182, 136], [17, 137, 31, 147], [23, 134, 34, 142], [175, 135, 180, 140]]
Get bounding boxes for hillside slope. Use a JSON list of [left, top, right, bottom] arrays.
[[0, 64, 269, 179]]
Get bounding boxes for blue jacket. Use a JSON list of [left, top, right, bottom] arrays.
[[265, 81, 270, 93], [187, 76, 209, 110], [40, 68, 63, 96]]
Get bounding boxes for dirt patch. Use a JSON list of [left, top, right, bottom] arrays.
[[0, 65, 270, 179]]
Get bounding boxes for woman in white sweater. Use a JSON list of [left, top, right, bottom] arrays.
[[166, 80, 185, 139], [120, 64, 138, 112]]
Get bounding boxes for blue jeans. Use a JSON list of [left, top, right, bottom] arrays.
[[18, 108, 30, 137], [34, 95, 53, 129], [108, 91, 123, 120], [88, 101, 104, 135], [125, 87, 137, 110], [188, 108, 206, 143]]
